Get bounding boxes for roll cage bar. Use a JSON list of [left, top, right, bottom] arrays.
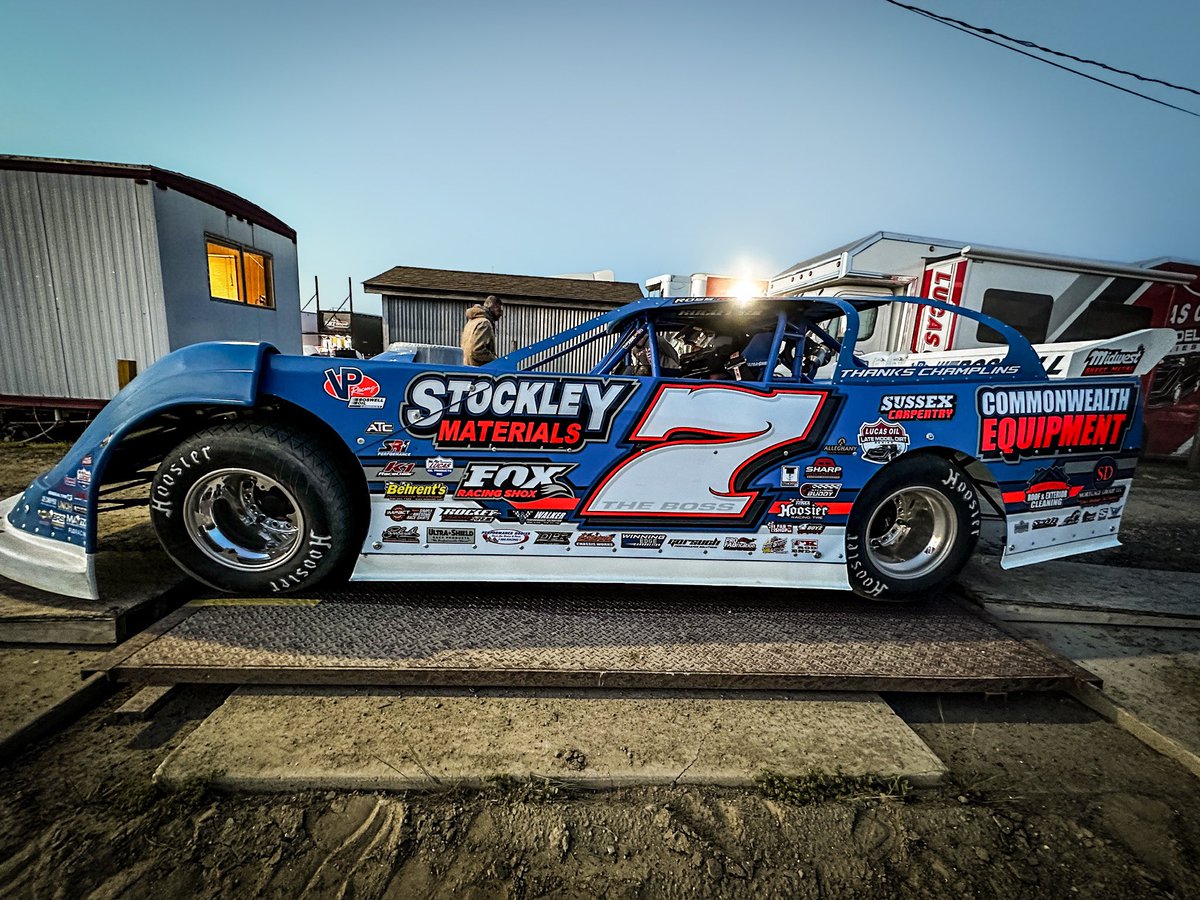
[[498, 295, 1048, 384]]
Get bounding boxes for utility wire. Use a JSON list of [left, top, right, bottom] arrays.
[[883, 0, 1200, 119]]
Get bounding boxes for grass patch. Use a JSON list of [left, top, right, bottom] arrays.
[[754, 769, 912, 805]]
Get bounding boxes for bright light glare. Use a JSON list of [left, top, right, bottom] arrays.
[[732, 281, 758, 304]]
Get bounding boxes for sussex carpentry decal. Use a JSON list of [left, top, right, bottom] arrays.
[[878, 394, 956, 422], [401, 374, 636, 451], [977, 384, 1136, 461]]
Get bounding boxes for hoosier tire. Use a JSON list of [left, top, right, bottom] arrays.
[[149, 421, 358, 594], [846, 455, 981, 602]]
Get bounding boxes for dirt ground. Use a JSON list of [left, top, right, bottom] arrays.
[[2, 445, 1200, 896]]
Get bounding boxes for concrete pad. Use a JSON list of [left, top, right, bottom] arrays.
[[961, 558, 1200, 628], [155, 687, 947, 792], [0, 550, 189, 644], [1009, 621, 1200, 776]]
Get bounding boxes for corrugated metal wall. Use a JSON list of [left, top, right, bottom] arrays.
[[383, 297, 616, 372], [0, 170, 167, 400]]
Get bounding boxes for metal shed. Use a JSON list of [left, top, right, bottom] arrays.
[[0, 155, 301, 408], [363, 266, 644, 366]]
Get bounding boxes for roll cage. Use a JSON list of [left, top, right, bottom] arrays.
[[500, 295, 1048, 385]]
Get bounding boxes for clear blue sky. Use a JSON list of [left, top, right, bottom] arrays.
[[4, 0, 1198, 315]]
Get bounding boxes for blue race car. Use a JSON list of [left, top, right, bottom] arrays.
[[0, 295, 1174, 602]]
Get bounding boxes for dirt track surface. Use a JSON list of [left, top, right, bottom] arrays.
[[2, 447, 1200, 896], [2, 689, 1199, 898]]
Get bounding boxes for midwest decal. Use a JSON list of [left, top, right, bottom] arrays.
[[1081, 346, 1144, 377], [977, 385, 1135, 461], [400, 374, 635, 451]]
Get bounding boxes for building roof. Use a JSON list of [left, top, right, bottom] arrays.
[[363, 266, 644, 305], [0, 154, 296, 241]]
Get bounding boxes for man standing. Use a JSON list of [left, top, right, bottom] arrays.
[[461, 294, 503, 366]]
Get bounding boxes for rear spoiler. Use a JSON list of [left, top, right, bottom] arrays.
[[863, 328, 1176, 380]]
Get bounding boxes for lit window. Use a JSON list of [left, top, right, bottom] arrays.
[[207, 238, 275, 308]]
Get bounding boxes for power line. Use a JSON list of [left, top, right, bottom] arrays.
[[883, 0, 1200, 119]]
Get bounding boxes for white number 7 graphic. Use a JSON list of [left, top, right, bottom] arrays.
[[580, 383, 828, 520]]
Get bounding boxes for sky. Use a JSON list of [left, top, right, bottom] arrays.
[[3, 0, 1198, 316]]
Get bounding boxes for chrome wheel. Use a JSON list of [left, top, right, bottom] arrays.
[[864, 486, 958, 580], [182, 468, 303, 571]]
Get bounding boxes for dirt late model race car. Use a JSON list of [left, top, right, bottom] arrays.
[[0, 295, 1174, 603]]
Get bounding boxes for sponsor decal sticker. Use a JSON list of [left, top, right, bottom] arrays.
[[977, 385, 1136, 461], [575, 532, 616, 547], [879, 394, 956, 422], [723, 536, 757, 552], [858, 420, 910, 464], [482, 529, 530, 545], [778, 501, 828, 521], [324, 367, 385, 409], [1081, 345, 1144, 377], [1082, 510, 1097, 523], [792, 539, 820, 555], [386, 504, 434, 522], [516, 509, 569, 525], [1032, 516, 1059, 530], [365, 421, 395, 435], [761, 536, 788, 554], [1076, 457, 1126, 506], [534, 531, 571, 545], [76, 468, 92, 486], [425, 456, 455, 478], [621, 533, 666, 549], [767, 522, 793, 533], [382, 525, 420, 544], [1014, 520, 1030, 534], [379, 439, 411, 456], [1059, 509, 1082, 527], [428, 527, 475, 544], [455, 462, 575, 502], [800, 483, 841, 500], [804, 457, 843, 480], [440, 507, 499, 523], [401, 374, 635, 451], [385, 482, 446, 499], [668, 538, 720, 548], [378, 461, 415, 477], [1020, 466, 1073, 510], [822, 438, 858, 455], [780, 465, 799, 488]]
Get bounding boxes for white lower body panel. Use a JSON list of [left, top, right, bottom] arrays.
[[0, 494, 99, 599]]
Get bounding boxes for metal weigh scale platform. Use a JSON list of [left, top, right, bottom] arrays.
[[86, 583, 1097, 693]]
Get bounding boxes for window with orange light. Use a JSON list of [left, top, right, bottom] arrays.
[[206, 237, 275, 308]]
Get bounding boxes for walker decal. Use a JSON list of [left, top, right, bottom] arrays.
[[977, 384, 1136, 461], [400, 374, 636, 451]]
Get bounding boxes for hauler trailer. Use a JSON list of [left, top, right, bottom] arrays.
[[768, 232, 1197, 457]]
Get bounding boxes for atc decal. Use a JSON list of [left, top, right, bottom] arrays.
[[324, 367, 386, 409], [400, 374, 635, 451], [977, 385, 1135, 461]]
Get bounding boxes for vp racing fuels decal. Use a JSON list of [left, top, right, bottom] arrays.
[[401, 374, 635, 451], [580, 383, 830, 523]]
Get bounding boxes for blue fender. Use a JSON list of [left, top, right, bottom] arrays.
[[5, 342, 276, 553]]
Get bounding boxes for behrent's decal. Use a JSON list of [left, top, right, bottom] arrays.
[[401, 374, 635, 450], [879, 394, 956, 421], [324, 367, 385, 408], [977, 384, 1135, 461], [1081, 346, 1144, 377], [385, 482, 446, 499]]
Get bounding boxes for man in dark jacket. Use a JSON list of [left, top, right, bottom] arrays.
[[461, 295, 503, 366]]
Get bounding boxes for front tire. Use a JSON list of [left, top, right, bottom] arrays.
[[149, 420, 358, 594], [846, 455, 980, 601]]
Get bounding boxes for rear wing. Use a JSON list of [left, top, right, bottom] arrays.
[[861, 327, 1176, 380]]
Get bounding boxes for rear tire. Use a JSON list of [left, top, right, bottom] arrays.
[[846, 455, 980, 601], [149, 420, 358, 594]]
